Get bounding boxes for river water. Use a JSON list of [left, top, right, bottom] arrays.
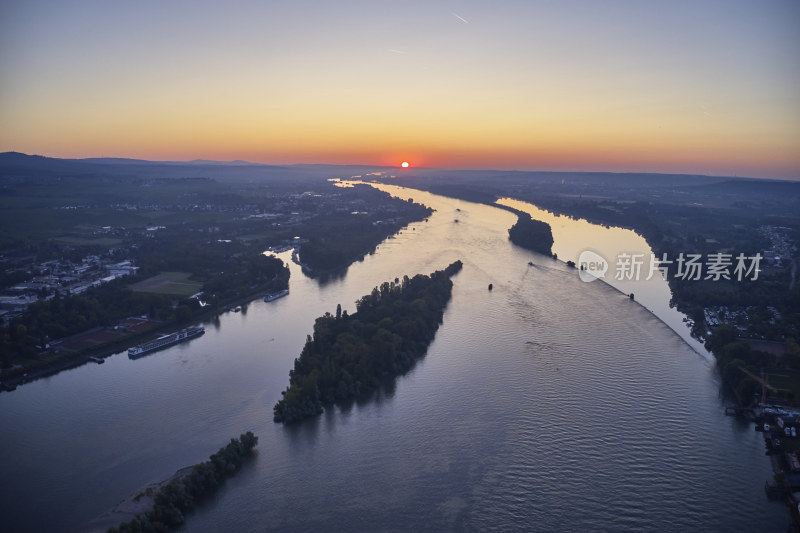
[[0, 184, 786, 532], [497, 197, 708, 356]]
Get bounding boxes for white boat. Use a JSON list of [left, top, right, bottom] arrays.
[[128, 326, 205, 358], [264, 289, 289, 302]]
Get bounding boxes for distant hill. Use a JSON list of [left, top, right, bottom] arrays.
[[80, 157, 166, 165], [0, 152, 340, 184], [0, 151, 110, 177], [2, 152, 796, 188], [82, 157, 257, 166]]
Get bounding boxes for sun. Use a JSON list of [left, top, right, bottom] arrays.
[[401, 161, 409, 168]]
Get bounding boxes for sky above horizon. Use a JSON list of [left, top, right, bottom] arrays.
[[1, 1, 798, 179]]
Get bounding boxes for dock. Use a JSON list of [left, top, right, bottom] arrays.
[[725, 406, 758, 417], [765, 481, 790, 500], [754, 406, 800, 530]]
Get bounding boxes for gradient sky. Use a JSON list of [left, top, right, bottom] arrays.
[[1, 1, 798, 178]]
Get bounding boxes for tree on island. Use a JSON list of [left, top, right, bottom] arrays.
[[507, 214, 554, 257], [108, 432, 258, 533], [273, 261, 463, 424]]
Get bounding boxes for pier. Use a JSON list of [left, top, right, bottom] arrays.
[[725, 406, 758, 417]]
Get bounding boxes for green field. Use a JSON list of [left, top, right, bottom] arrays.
[[766, 370, 800, 398], [130, 271, 203, 297]]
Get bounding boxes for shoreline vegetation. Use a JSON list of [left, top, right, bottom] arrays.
[[367, 174, 799, 404], [273, 260, 463, 424], [505, 210, 555, 257], [1, 284, 289, 392], [365, 172, 800, 527], [100, 432, 258, 533], [1, 160, 434, 391], [2, 264, 289, 389], [297, 198, 432, 280]]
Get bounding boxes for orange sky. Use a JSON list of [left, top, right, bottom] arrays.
[[1, 1, 798, 178]]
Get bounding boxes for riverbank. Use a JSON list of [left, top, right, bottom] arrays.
[[1, 180, 788, 532], [367, 181, 710, 358], [99, 432, 259, 532], [755, 409, 800, 531], [84, 466, 194, 533], [0, 280, 288, 392]]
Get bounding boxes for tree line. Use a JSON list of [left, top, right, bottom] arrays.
[[0, 251, 288, 368], [298, 197, 432, 279], [273, 260, 463, 424], [108, 432, 258, 533], [507, 213, 554, 257]]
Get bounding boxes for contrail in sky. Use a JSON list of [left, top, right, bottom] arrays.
[[452, 12, 469, 24]]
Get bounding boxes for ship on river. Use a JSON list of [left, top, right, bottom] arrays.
[[128, 326, 205, 358], [264, 289, 289, 302]]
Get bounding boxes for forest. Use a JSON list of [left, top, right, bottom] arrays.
[[273, 260, 463, 424], [107, 432, 258, 533], [298, 198, 432, 279], [506, 212, 554, 257]]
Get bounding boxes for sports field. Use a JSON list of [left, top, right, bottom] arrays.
[[130, 271, 203, 297], [766, 369, 800, 399]]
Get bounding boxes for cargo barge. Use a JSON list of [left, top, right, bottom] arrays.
[[264, 289, 289, 302], [128, 326, 205, 358]]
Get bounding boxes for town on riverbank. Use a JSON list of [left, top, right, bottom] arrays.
[[0, 154, 432, 390], [744, 402, 800, 529]]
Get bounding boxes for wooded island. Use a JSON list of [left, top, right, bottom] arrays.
[[273, 261, 463, 424], [107, 432, 258, 533], [507, 213, 554, 257]]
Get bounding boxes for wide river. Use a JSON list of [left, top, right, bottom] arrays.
[[0, 184, 786, 532]]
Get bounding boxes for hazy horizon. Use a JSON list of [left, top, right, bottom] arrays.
[[4, 150, 799, 182], [1, 1, 798, 179]]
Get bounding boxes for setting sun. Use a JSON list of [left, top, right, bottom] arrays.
[[401, 161, 409, 168]]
